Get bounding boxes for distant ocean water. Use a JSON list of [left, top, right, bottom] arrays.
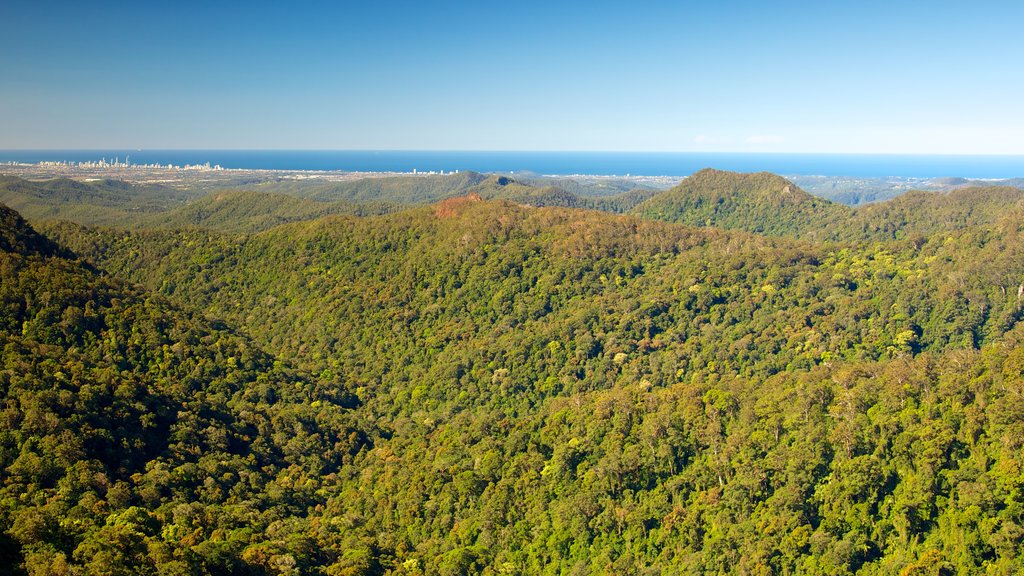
[[2, 150, 1023, 179]]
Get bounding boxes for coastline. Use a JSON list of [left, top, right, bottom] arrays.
[[0, 161, 686, 191], [3, 150, 1024, 180]]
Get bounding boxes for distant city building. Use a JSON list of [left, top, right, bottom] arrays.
[[34, 158, 223, 171]]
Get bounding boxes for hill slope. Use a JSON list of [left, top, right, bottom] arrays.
[[0, 176, 196, 226], [9, 170, 1024, 243], [143, 189, 399, 233], [248, 170, 490, 203], [838, 185, 1024, 240], [632, 168, 852, 238], [39, 198, 1024, 574], [0, 202, 67, 257], [466, 175, 659, 213], [0, 204, 368, 574]]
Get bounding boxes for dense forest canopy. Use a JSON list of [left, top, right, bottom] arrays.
[[633, 169, 1024, 242], [0, 176, 196, 228], [631, 169, 853, 239], [3, 168, 1024, 574], [0, 204, 367, 575], [0, 173, 655, 233]]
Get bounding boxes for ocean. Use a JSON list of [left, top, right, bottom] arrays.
[[2, 150, 1023, 179]]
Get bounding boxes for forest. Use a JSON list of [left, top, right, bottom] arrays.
[[2, 169, 1024, 574]]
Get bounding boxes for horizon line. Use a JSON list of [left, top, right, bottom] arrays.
[[3, 148, 1024, 158]]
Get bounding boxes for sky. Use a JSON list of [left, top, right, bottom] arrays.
[[2, 0, 1023, 154]]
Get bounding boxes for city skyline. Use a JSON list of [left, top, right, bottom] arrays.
[[3, 0, 1023, 155]]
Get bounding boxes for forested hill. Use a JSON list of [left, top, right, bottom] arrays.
[[47, 197, 1024, 380], [0, 203, 66, 257], [32, 195, 1024, 573], [0, 176, 195, 226], [245, 172, 657, 214], [631, 169, 1024, 242], [0, 173, 655, 232], [244, 171, 662, 206], [142, 189, 400, 233], [837, 185, 1024, 241], [249, 170, 491, 202], [631, 168, 852, 238], [0, 204, 370, 574], [9, 169, 1024, 241], [467, 175, 659, 212]]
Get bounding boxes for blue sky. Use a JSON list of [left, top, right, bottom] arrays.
[[2, 0, 1022, 153]]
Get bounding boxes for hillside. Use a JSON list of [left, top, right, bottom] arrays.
[[28, 169, 1024, 240], [0, 204, 369, 574], [0, 176, 196, 226], [35, 196, 1024, 574], [142, 189, 400, 233], [247, 170, 491, 203], [469, 175, 659, 213], [931, 177, 1024, 191], [0, 202, 67, 257], [1, 171, 662, 235], [632, 169, 852, 238], [247, 171, 664, 206], [785, 175, 1024, 206], [838, 185, 1024, 241], [49, 197, 1024, 382], [629, 170, 1024, 243], [510, 174, 664, 197]]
